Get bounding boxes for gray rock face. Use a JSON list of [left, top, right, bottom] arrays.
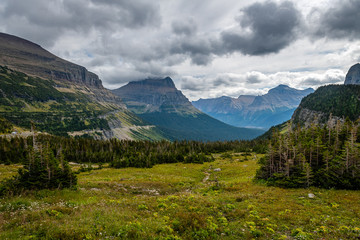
[[112, 77, 198, 114], [344, 63, 360, 85], [0, 32, 103, 88]]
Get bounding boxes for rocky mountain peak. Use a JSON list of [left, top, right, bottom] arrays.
[[344, 63, 360, 85], [127, 77, 176, 89], [112, 77, 196, 114], [0, 32, 103, 88]]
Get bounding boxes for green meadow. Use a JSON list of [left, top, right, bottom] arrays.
[[0, 153, 359, 239]]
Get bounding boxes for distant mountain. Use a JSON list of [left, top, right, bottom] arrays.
[[112, 77, 196, 114], [0, 32, 165, 140], [192, 85, 314, 129], [112, 77, 264, 141]]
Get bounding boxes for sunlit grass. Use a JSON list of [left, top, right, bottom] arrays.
[[0, 153, 359, 239], [0, 164, 21, 181]]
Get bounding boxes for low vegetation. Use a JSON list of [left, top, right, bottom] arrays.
[[0, 153, 359, 239]]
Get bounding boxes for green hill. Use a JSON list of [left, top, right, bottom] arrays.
[[292, 84, 360, 126]]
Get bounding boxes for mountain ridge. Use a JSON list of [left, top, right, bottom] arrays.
[[0, 32, 103, 88], [0, 32, 166, 140], [112, 77, 264, 140], [192, 85, 314, 129]]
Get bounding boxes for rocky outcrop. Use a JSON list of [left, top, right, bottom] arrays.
[[344, 63, 360, 85], [0, 32, 103, 88], [291, 107, 344, 128]]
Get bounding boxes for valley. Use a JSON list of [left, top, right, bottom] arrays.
[[0, 27, 360, 240], [1, 153, 359, 239]]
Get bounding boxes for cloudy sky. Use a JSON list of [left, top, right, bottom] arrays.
[[0, 0, 359, 100]]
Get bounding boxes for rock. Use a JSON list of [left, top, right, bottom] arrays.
[[0, 33, 103, 88], [345, 63, 360, 85], [213, 168, 221, 172], [308, 193, 315, 198]]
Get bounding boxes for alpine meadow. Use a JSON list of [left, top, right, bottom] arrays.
[[1, 0, 360, 239]]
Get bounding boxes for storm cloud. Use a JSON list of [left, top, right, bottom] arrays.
[[221, 1, 302, 55], [310, 0, 360, 40], [0, 0, 161, 47], [0, 0, 357, 96]]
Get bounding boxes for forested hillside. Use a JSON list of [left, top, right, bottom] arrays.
[[292, 85, 360, 126], [256, 119, 360, 189]]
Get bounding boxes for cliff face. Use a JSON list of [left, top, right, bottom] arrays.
[[112, 77, 198, 114], [344, 63, 360, 85], [291, 107, 344, 128], [0, 32, 102, 88]]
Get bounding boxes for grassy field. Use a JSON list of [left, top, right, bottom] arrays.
[[0, 153, 359, 239]]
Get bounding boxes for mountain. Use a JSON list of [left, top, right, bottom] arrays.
[[112, 77, 265, 141], [344, 63, 360, 85], [112, 77, 196, 114], [0, 32, 165, 140], [192, 85, 314, 129], [292, 84, 360, 127], [292, 64, 360, 127]]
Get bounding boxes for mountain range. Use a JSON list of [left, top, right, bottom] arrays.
[[0, 32, 264, 141], [0, 32, 166, 140], [112, 78, 264, 141], [192, 85, 314, 129]]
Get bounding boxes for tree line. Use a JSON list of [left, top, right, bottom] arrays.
[[0, 134, 266, 167]]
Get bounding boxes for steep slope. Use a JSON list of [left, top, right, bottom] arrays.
[[0, 33, 102, 87], [344, 63, 360, 85], [192, 85, 314, 129], [112, 77, 196, 114], [292, 84, 360, 127], [0, 32, 165, 140], [292, 64, 360, 127], [112, 77, 265, 141]]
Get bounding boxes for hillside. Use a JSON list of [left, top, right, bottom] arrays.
[[112, 78, 264, 141], [192, 85, 314, 129], [0, 33, 165, 140], [292, 85, 360, 127]]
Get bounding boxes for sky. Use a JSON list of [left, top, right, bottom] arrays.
[[0, 0, 359, 100]]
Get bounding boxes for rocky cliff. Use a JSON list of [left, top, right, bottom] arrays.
[[112, 77, 198, 114], [0, 32, 102, 88], [344, 63, 360, 85]]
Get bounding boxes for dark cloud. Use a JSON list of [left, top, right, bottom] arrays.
[[170, 38, 215, 65], [311, 0, 360, 40], [172, 19, 197, 36], [221, 1, 302, 55], [0, 0, 161, 47]]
